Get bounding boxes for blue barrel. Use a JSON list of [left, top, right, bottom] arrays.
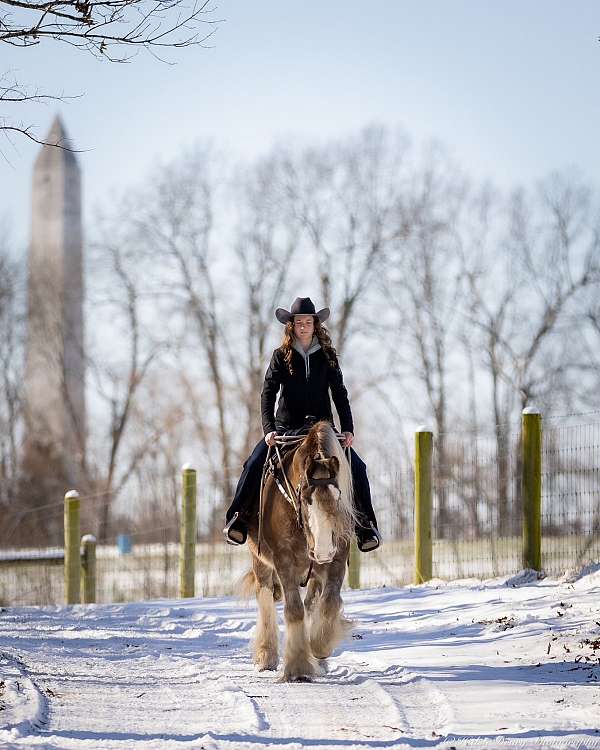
[[117, 533, 132, 554]]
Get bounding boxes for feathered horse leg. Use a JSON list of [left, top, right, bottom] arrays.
[[245, 555, 279, 671], [308, 546, 352, 659], [278, 567, 318, 682]]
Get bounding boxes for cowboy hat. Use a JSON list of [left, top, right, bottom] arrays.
[[275, 297, 330, 324]]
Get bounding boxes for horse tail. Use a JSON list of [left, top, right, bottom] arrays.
[[237, 567, 283, 602], [237, 569, 257, 600]]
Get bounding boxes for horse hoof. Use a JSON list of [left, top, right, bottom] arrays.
[[256, 662, 278, 672], [317, 658, 328, 674], [278, 672, 312, 683], [255, 656, 279, 672]]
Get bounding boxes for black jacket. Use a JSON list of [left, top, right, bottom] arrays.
[[261, 347, 354, 435]]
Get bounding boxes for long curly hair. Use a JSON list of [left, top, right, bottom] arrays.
[[280, 317, 338, 375]]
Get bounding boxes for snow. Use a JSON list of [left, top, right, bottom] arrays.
[[1, 568, 599, 749]]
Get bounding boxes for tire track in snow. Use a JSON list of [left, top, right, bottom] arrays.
[[129, 611, 443, 745], [33, 653, 268, 743], [249, 673, 403, 743], [182, 639, 434, 744], [0, 603, 264, 746], [325, 657, 454, 741], [144, 633, 407, 744], [0, 651, 48, 742], [384, 675, 454, 739]]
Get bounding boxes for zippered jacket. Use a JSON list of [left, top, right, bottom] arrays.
[[260, 344, 354, 436]]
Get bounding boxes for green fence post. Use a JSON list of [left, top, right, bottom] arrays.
[[64, 490, 81, 604], [522, 407, 542, 572], [80, 534, 97, 604], [415, 427, 433, 584], [348, 539, 360, 589], [179, 464, 197, 598]]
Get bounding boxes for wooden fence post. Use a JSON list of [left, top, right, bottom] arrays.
[[415, 427, 433, 584], [81, 534, 97, 604], [522, 407, 542, 572], [179, 464, 197, 598], [64, 490, 81, 604], [348, 539, 360, 589]]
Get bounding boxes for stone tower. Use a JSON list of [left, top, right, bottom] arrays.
[[23, 116, 86, 487]]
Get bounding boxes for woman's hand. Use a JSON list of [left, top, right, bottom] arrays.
[[341, 431, 354, 448], [265, 431, 277, 446]]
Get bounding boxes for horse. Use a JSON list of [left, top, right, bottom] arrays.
[[241, 420, 357, 682]]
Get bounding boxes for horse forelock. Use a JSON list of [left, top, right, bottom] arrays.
[[301, 421, 355, 532]]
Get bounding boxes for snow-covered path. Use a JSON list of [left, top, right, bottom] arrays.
[[1, 568, 599, 749]]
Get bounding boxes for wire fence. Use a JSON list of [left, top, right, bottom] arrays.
[[432, 431, 523, 579], [430, 419, 600, 579], [1, 415, 599, 606], [541, 422, 600, 575]]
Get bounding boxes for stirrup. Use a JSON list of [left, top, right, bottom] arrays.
[[356, 523, 381, 553], [223, 512, 247, 546]]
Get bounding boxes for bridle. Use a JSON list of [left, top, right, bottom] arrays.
[[303, 475, 339, 491], [257, 433, 349, 585]]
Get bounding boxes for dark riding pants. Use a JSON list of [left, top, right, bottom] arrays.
[[225, 438, 378, 531]]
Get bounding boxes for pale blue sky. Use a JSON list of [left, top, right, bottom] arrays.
[[1, 1, 599, 249]]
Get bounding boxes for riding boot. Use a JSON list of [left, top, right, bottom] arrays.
[[224, 439, 269, 545], [224, 512, 248, 545], [355, 521, 382, 552], [349, 448, 381, 553]]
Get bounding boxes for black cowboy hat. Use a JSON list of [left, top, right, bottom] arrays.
[[275, 297, 330, 324]]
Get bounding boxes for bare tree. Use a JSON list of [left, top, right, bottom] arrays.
[[505, 177, 599, 411], [462, 173, 600, 534], [130, 148, 237, 517], [381, 148, 468, 538], [228, 151, 299, 456], [128, 372, 184, 554], [458, 184, 517, 537], [0, 237, 61, 547], [1, 0, 219, 146], [578, 294, 600, 409], [88, 215, 167, 541], [284, 126, 408, 355], [0, 239, 23, 513]]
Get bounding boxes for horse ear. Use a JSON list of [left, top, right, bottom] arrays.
[[328, 456, 339, 476]]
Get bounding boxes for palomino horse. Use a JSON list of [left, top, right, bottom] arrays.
[[242, 420, 356, 682]]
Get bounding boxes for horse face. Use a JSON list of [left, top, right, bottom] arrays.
[[306, 492, 337, 564], [303, 457, 341, 564]]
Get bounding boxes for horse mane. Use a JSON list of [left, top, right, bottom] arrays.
[[303, 421, 355, 524]]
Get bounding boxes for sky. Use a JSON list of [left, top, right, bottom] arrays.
[[1, 1, 599, 251]]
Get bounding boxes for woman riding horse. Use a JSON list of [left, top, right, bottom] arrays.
[[224, 296, 381, 553]]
